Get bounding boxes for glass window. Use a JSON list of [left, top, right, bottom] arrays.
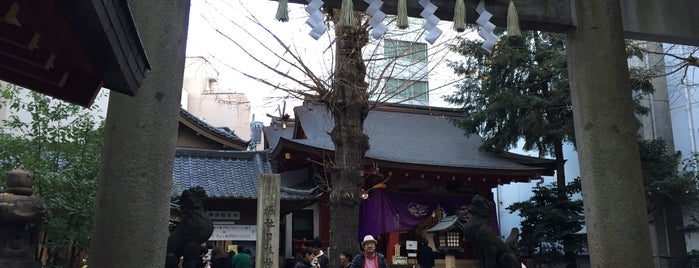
[[386, 78, 429, 101], [384, 39, 427, 63], [292, 209, 314, 240]]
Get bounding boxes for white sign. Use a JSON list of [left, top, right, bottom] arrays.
[[207, 210, 240, 220], [210, 224, 256, 241], [406, 240, 417, 250]]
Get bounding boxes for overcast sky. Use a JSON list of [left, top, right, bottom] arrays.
[[185, 0, 470, 120]]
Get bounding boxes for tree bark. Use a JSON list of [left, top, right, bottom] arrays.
[[328, 24, 371, 256], [554, 140, 565, 188], [88, 1, 190, 267]]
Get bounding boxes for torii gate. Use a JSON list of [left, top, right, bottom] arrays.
[[282, 0, 699, 267]]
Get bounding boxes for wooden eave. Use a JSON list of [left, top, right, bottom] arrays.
[[271, 138, 545, 183], [0, 0, 149, 107], [179, 114, 248, 151]]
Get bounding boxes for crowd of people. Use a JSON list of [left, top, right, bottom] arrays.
[[296, 235, 394, 268], [194, 234, 434, 268], [191, 245, 254, 268]]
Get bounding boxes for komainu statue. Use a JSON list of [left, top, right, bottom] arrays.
[[165, 186, 214, 268], [461, 195, 520, 268]]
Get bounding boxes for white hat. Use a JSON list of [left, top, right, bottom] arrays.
[[361, 235, 377, 246]]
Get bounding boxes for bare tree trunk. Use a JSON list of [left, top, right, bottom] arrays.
[[552, 140, 576, 268], [554, 140, 566, 189], [88, 1, 191, 267], [328, 24, 371, 256]]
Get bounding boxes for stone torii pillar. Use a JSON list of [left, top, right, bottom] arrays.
[[566, 1, 652, 266], [279, 0, 699, 266]]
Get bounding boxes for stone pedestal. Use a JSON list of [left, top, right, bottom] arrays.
[[0, 167, 46, 268], [443, 255, 455, 268]]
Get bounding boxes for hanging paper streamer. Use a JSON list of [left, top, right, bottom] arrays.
[[475, 0, 498, 51], [418, 0, 442, 44], [305, 0, 328, 39], [364, 0, 388, 39]]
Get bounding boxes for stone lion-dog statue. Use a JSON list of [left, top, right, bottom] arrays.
[[165, 186, 214, 268], [460, 195, 520, 268]]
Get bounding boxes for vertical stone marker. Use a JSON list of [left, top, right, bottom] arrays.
[[257, 174, 281, 268]]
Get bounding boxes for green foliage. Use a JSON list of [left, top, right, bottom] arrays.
[[679, 250, 699, 268], [445, 33, 655, 157], [446, 32, 573, 157], [0, 82, 104, 267], [506, 179, 585, 266], [639, 139, 699, 207]]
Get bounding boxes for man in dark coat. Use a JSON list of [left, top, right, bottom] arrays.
[[296, 248, 316, 268], [312, 237, 330, 268], [416, 238, 434, 268]]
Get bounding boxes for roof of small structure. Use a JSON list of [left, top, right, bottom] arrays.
[[173, 148, 321, 200], [426, 215, 463, 233], [272, 102, 555, 176], [179, 108, 249, 149]]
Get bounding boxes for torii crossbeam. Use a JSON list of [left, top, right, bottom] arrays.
[[275, 0, 699, 267]]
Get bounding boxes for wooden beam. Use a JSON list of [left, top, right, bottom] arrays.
[[281, 0, 699, 46]]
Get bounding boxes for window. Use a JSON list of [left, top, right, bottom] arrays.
[[384, 39, 427, 63], [386, 78, 428, 101], [292, 209, 314, 240]]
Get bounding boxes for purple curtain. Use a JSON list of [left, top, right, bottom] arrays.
[[358, 191, 473, 241]]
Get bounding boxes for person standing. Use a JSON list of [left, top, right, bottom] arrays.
[[295, 248, 316, 268], [211, 247, 234, 268], [233, 246, 252, 268], [416, 238, 434, 268], [349, 235, 388, 268], [312, 237, 330, 268], [194, 246, 209, 268], [339, 251, 353, 268]]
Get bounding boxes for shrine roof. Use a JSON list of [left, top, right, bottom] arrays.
[[273, 102, 555, 175], [173, 148, 321, 200]]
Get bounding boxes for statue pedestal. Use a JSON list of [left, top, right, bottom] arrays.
[[444, 255, 455, 268], [0, 168, 46, 267]]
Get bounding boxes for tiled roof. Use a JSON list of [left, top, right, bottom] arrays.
[[263, 124, 294, 149], [180, 108, 248, 144], [280, 102, 554, 173], [173, 148, 320, 200]]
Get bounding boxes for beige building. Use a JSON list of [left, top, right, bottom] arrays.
[[182, 57, 252, 143]]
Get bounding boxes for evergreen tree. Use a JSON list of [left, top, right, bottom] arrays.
[[639, 139, 699, 207], [446, 32, 572, 187], [445, 33, 653, 188], [506, 180, 585, 267]]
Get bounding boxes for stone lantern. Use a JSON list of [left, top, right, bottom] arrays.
[[0, 167, 47, 268], [426, 215, 464, 268]]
